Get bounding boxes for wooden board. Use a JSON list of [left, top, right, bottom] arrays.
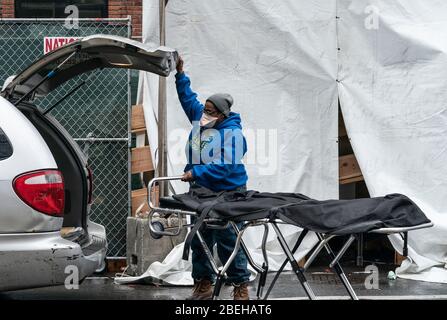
[[131, 186, 159, 216], [106, 258, 127, 273], [339, 154, 364, 184], [131, 127, 147, 135], [131, 146, 154, 174], [131, 188, 148, 216], [340, 175, 364, 185], [131, 104, 146, 131], [394, 252, 406, 266]]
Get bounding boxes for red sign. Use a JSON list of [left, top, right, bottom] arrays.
[[44, 37, 80, 54]]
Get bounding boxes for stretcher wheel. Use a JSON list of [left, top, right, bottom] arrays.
[[150, 221, 165, 239]]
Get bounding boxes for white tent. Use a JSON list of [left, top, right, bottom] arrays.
[[118, 0, 447, 285]]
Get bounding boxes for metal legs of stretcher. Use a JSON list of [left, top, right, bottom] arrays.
[[147, 176, 434, 300], [218, 220, 359, 300], [147, 176, 270, 300], [270, 222, 317, 299], [211, 221, 269, 300], [147, 175, 357, 300], [211, 221, 432, 300]]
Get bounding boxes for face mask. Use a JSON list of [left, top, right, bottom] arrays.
[[200, 113, 218, 128]]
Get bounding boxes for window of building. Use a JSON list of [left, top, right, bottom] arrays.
[[15, 0, 108, 18]]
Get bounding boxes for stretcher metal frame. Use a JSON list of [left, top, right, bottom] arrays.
[[147, 176, 434, 300]]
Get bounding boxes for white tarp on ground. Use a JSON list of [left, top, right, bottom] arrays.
[[117, 0, 447, 286], [337, 0, 447, 283]]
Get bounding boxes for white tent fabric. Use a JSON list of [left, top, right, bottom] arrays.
[[164, 0, 339, 197], [136, 0, 161, 162], [337, 0, 447, 282], [119, 0, 447, 286], [120, 0, 338, 286]]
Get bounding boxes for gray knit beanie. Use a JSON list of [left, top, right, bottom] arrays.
[[206, 93, 233, 117]]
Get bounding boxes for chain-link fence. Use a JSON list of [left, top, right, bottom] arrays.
[[0, 18, 132, 257]]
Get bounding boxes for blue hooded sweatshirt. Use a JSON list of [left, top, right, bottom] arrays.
[[175, 72, 248, 191]]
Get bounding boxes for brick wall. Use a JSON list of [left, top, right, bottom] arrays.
[[0, 0, 15, 18], [109, 0, 142, 39], [0, 0, 142, 39]]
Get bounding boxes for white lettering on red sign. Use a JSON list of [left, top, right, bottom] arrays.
[[44, 37, 79, 54]]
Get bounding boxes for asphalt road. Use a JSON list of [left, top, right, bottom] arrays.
[[2, 264, 447, 300]]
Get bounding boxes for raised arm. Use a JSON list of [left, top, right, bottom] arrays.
[[175, 56, 203, 123]]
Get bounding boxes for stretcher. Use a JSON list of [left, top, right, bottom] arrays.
[[147, 176, 433, 300]]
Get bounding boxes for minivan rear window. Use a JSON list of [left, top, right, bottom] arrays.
[[0, 128, 13, 160]]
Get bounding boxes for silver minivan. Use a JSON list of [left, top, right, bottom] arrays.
[[0, 35, 177, 291]]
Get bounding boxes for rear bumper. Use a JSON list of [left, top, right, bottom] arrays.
[[0, 229, 107, 292]]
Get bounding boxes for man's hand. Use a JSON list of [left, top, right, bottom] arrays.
[[176, 56, 184, 74], [181, 170, 194, 182]]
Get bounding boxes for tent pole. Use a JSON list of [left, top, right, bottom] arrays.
[[157, 0, 168, 197]]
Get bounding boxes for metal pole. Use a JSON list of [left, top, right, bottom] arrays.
[[157, 0, 168, 197], [127, 16, 132, 218]]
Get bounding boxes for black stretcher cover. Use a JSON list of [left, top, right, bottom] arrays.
[[172, 186, 431, 235]]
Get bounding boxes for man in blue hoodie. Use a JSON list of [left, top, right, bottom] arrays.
[[175, 56, 250, 300]]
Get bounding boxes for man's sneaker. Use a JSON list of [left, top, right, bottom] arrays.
[[232, 282, 249, 300], [187, 279, 214, 300]]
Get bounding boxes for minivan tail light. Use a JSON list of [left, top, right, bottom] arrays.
[[13, 170, 65, 217]]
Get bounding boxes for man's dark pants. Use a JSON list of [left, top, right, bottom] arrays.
[[190, 184, 250, 285]]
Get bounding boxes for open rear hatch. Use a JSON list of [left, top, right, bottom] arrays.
[[1, 34, 177, 101], [0, 35, 177, 244]]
